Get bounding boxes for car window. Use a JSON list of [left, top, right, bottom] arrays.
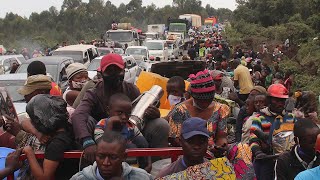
[[16, 64, 58, 82]]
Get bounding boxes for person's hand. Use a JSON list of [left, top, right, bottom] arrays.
[[22, 146, 34, 156], [144, 105, 160, 120], [5, 148, 23, 171], [107, 116, 123, 132], [84, 144, 96, 163], [228, 92, 239, 102], [254, 150, 268, 160], [3, 115, 21, 136], [35, 132, 51, 144]]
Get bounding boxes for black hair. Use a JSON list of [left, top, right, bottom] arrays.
[[167, 76, 185, 90], [98, 130, 126, 151], [108, 93, 131, 107], [27, 61, 46, 76], [294, 118, 319, 138]]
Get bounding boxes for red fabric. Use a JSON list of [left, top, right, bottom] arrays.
[[50, 82, 62, 96]]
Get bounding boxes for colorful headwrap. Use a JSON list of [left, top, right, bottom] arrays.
[[189, 70, 215, 100]]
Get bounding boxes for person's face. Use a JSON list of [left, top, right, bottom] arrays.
[[166, 82, 184, 97], [180, 135, 208, 163], [254, 95, 267, 111], [193, 98, 213, 110], [269, 97, 286, 114], [96, 141, 126, 179], [72, 71, 89, 82], [102, 65, 124, 77], [245, 98, 255, 115], [297, 127, 320, 156], [108, 100, 132, 126]]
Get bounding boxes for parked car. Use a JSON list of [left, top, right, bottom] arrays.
[[15, 56, 74, 91], [0, 73, 27, 113], [0, 55, 26, 74], [52, 44, 99, 65], [145, 40, 169, 61], [97, 47, 114, 56], [87, 55, 139, 84], [125, 46, 149, 62]]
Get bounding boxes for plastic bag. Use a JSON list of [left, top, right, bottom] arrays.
[[26, 94, 68, 134]]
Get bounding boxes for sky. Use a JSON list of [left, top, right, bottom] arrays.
[[0, 0, 237, 18]]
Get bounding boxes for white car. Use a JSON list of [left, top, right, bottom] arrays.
[[87, 55, 139, 84], [0, 55, 26, 74], [166, 41, 180, 60], [145, 40, 169, 61], [125, 46, 149, 62]]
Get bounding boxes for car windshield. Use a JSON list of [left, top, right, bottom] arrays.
[[16, 64, 58, 81], [53, 51, 83, 61], [126, 48, 147, 56], [169, 24, 186, 32], [167, 44, 174, 50], [87, 59, 101, 71], [97, 48, 111, 56], [114, 48, 124, 54], [0, 81, 25, 102], [146, 42, 163, 50], [108, 32, 133, 42]]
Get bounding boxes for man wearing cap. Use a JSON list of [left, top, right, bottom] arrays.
[[63, 63, 89, 106], [249, 84, 296, 180], [156, 117, 209, 178], [71, 54, 170, 163], [27, 61, 62, 96], [18, 75, 52, 103]]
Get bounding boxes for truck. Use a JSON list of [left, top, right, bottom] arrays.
[[147, 24, 166, 36], [104, 23, 141, 47], [179, 14, 202, 28], [167, 18, 192, 48], [204, 17, 218, 27]]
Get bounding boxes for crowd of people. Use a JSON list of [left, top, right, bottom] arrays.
[[0, 27, 319, 180]]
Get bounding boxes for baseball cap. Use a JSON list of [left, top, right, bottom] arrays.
[[181, 117, 209, 139], [66, 63, 87, 80], [100, 54, 125, 73], [18, 75, 52, 95]]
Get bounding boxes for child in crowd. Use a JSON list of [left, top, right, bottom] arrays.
[[254, 93, 268, 112], [166, 76, 186, 107], [94, 93, 151, 172]]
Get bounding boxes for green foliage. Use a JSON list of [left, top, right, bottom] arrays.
[[0, 0, 232, 50]]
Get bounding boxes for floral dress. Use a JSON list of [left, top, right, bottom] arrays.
[[166, 102, 230, 143]]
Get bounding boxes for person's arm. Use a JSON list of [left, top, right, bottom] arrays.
[[235, 107, 246, 142], [94, 119, 106, 142], [20, 119, 48, 143], [65, 90, 80, 107], [274, 158, 289, 180], [233, 69, 239, 89], [23, 146, 59, 180], [0, 149, 22, 179]]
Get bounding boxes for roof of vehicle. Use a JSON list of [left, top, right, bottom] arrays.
[[146, 40, 166, 43], [0, 54, 24, 61], [92, 55, 135, 61], [0, 73, 27, 81], [126, 46, 148, 50], [21, 56, 73, 65], [54, 45, 97, 52], [107, 30, 133, 32]]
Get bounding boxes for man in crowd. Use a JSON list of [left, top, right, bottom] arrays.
[[249, 84, 296, 180], [156, 117, 209, 178], [275, 118, 320, 180], [233, 59, 254, 102], [70, 131, 152, 180], [71, 53, 170, 163], [27, 61, 62, 96]]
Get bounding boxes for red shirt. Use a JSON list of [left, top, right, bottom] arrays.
[[50, 82, 62, 96]]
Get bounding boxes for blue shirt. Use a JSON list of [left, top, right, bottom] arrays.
[[295, 166, 320, 180]]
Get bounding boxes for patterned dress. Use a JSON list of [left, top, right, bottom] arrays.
[[166, 101, 230, 145]]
